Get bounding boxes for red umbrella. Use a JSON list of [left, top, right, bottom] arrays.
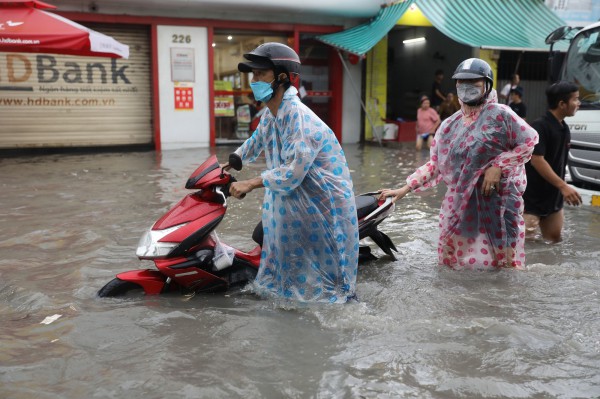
[[0, 0, 129, 58]]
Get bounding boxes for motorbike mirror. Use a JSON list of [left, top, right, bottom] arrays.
[[228, 153, 243, 171]]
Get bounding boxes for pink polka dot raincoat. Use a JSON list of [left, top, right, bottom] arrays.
[[407, 90, 538, 269]]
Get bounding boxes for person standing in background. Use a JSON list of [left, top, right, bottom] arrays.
[[508, 87, 527, 120], [499, 73, 522, 104], [438, 92, 460, 121], [430, 69, 445, 110], [415, 95, 440, 150]]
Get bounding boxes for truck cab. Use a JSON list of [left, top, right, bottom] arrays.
[[548, 22, 600, 206]]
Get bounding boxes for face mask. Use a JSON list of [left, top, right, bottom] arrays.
[[457, 82, 484, 104], [250, 79, 275, 103]]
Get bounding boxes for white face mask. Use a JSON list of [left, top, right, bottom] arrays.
[[457, 82, 484, 104]]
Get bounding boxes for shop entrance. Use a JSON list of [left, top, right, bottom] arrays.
[[298, 35, 341, 139], [212, 31, 288, 144], [212, 30, 341, 144]]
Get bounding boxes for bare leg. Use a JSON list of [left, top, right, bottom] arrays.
[[539, 209, 564, 243], [426, 135, 433, 149], [416, 136, 423, 150], [524, 213, 540, 240]]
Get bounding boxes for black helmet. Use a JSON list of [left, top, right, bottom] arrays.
[[452, 58, 494, 103], [238, 42, 301, 78]]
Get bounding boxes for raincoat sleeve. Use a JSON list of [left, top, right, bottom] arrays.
[[406, 127, 443, 193], [490, 111, 538, 172], [260, 107, 320, 194], [235, 127, 265, 164]]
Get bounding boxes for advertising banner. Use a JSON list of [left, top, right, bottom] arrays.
[[214, 80, 234, 117]]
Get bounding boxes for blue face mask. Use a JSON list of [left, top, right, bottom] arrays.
[[250, 79, 274, 103]]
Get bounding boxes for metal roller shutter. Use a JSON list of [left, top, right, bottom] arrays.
[[0, 24, 152, 149]]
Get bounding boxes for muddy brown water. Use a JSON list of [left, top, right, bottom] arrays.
[[1, 145, 599, 398]]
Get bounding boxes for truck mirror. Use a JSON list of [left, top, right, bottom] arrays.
[[546, 26, 572, 45]]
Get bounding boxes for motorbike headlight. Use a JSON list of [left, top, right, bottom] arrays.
[[136, 223, 187, 259]]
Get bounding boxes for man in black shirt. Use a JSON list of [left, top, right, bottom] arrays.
[[508, 87, 527, 120], [523, 82, 582, 242], [430, 69, 445, 110]]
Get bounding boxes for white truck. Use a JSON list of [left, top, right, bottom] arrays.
[[548, 21, 600, 207]]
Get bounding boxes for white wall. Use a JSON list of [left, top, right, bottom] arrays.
[[342, 61, 363, 144], [157, 25, 210, 150]]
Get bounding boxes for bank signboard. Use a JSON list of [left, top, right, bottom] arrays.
[[0, 25, 151, 149]]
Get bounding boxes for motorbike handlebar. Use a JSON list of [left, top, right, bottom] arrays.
[[219, 154, 245, 200], [222, 176, 246, 199]]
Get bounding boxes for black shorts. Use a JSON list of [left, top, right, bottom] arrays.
[[523, 192, 563, 218]]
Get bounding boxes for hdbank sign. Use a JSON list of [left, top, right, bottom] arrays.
[[0, 50, 152, 149], [0, 54, 137, 106]]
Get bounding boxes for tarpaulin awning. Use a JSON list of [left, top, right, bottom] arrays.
[[315, 1, 413, 56], [316, 0, 569, 54], [417, 0, 569, 52]]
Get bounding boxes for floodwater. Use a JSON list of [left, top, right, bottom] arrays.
[[1, 144, 599, 399]]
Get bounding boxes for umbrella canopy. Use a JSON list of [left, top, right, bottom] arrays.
[[0, 0, 129, 58]]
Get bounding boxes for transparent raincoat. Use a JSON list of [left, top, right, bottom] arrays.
[[407, 90, 538, 269], [235, 86, 359, 302]]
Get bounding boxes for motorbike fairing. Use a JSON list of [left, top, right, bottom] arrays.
[[116, 269, 167, 295], [154, 195, 224, 229], [155, 256, 229, 291], [164, 214, 224, 258], [185, 155, 229, 190]]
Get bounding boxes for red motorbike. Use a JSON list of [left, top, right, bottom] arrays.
[[98, 153, 397, 297]]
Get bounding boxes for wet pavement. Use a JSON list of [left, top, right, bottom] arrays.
[[1, 144, 599, 398]]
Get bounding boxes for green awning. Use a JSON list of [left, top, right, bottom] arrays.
[[316, 0, 569, 54], [417, 0, 569, 52], [315, 1, 413, 56]]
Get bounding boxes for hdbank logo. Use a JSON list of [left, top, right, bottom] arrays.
[[0, 54, 130, 88], [0, 20, 25, 30]]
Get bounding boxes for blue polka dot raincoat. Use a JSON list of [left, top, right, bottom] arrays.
[[235, 87, 359, 303]]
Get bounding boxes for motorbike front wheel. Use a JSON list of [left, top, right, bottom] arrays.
[[97, 278, 144, 297]]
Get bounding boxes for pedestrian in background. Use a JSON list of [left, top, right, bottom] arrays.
[[430, 69, 446, 110], [438, 92, 460, 121], [523, 81, 582, 242], [415, 95, 440, 150], [508, 87, 527, 120], [379, 58, 538, 269], [499, 73, 522, 104]]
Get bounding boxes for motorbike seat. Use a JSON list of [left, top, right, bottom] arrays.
[[251, 195, 379, 247], [355, 195, 378, 220]]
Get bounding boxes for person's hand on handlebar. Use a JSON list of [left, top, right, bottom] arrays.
[[229, 177, 264, 199]]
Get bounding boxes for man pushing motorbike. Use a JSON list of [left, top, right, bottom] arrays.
[[225, 42, 359, 303]]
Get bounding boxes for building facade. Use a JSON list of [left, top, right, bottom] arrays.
[[0, 0, 372, 150]]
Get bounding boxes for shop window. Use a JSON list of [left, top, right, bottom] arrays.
[[213, 31, 287, 143], [299, 36, 333, 129]]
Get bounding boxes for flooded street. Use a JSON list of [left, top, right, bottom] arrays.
[[1, 144, 599, 398]]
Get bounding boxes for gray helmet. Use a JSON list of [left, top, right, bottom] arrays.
[[452, 58, 494, 83], [452, 58, 494, 104], [238, 42, 301, 78]]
